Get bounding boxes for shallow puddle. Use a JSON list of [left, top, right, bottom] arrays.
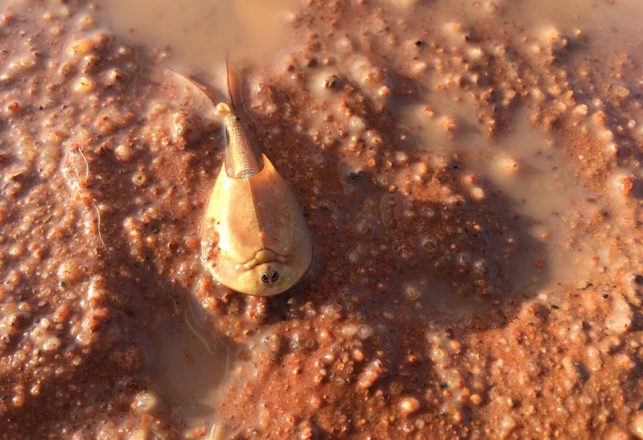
[[146, 307, 229, 431], [400, 91, 595, 293], [502, 0, 643, 54], [96, 0, 300, 72], [0, 0, 640, 437], [480, 117, 597, 288]]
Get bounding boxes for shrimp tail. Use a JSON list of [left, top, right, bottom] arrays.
[[223, 56, 259, 125], [225, 55, 243, 112], [223, 57, 264, 179]]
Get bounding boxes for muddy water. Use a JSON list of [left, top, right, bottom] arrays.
[[401, 98, 596, 289], [423, 0, 643, 52], [0, 0, 641, 438], [146, 307, 228, 432], [97, 0, 300, 72], [387, 0, 643, 297], [503, 0, 643, 53]]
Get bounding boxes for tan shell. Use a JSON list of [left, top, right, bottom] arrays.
[[201, 154, 312, 296]]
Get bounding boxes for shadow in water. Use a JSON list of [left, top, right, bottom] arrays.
[[77, 100, 234, 432], [217, 70, 552, 436], [2, 57, 549, 438], [255, 77, 549, 334]]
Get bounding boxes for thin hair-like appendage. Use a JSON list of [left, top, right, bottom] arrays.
[[92, 200, 107, 250], [168, 68, 219, 106], [183, 307, 214, 354], [77, 146, 89, 182]]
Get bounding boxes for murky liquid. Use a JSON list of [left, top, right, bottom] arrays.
[[96, 0, 300, 72], [0, 0, 643, 438], [399, 92, 592, 291], [94, 0, 641, 427], [389, 0, 643, 299], [481, 117, 600, 289], [146, 307, 229, 430], [89, 1, 299, 426], [421, 0, 643, 53], [503, 0, 643, 54]]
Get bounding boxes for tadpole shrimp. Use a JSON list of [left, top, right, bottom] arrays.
[[172, 62, 312, 296]]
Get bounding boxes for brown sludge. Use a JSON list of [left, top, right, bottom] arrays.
[[0, 0, 641, 439]]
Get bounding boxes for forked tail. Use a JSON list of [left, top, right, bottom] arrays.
[[168, 59, 264, 179]]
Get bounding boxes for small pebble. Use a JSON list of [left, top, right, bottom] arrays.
[[399, 397, 420, 415], [114, 143, 134, 162], [57, 260, 82, 285]]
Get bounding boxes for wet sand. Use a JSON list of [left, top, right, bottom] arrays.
[[0, 0, 641, 438]]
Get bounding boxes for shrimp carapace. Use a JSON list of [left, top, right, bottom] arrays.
[[172, 63, 313, 296]]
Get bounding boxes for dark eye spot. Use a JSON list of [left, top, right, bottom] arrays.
[[260, 273, 269, 283], [271, 271, 279, 282]]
